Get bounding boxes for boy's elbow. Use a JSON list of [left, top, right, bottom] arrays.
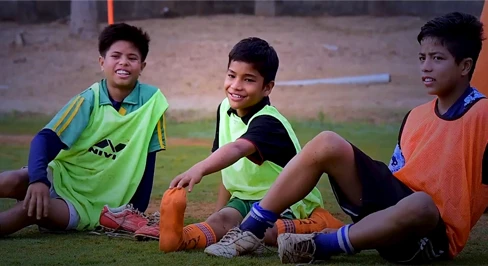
[[231, 139, 256, 157]]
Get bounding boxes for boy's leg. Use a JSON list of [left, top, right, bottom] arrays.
[[238, 131, 361, 238], [0, 169, 29, 200], [258, 131, 363, 215], [273, 134, 447, 263], [211, 131, 447, 262], [278, 192, 446, 264], [159, 188, 244, 252], [348, 192, 439, 250], [205, 131, 359, 257], [0, 198, 70, 236], [353, 192, 447, 263]]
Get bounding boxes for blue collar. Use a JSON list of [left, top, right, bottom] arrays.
[[436, 86, 485, 120]]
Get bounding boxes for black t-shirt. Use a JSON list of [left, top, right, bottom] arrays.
[[211, 97, 297, 168]]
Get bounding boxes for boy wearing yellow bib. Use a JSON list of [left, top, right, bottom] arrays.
[[0, 23, 168, 235], [151, 37, 343, 255]]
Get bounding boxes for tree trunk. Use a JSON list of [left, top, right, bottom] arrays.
[[70, 0, 99, 39]]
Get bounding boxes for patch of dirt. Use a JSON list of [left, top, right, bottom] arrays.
[[0, 134, 212, 147], [147, 200, 214, 220], [0, 134, 32, 145], [0, 15, 431, 123], [168, 138, 211, 148]]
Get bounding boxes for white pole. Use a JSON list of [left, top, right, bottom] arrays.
[[275, 73, 391, 86]]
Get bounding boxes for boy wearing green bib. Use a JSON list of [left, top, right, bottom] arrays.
[[153, 38, 343, 255], [0, 23, 168, 236]]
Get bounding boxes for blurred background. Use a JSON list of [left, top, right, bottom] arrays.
[[0, 0, 485, 123]]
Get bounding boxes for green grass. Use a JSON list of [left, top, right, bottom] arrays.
[[0, 114, 486, 265]]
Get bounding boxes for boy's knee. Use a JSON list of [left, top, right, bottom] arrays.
[[397, 192, 439, 226], [0, 170, 29, 197], [205, 212, 225, 225], [310, 131, 349, 160], [206, 210, 239, 228]]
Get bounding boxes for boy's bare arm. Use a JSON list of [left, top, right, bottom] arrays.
[[170, 139, 256, 191]]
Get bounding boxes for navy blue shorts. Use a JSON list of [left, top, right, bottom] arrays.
[[329, 143, 449, 264]]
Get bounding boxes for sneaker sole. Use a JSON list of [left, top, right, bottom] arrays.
[[99, 225, 136, 235], [90, 227, 136, 240], [204, 249, 234, 259], [134, 233, 159, 241]]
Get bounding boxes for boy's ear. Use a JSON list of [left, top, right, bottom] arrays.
[[263, 81, 275, 96], [98, 56, 105, 71], [141, 61, 147, 73], [460, 57, 473, 77]]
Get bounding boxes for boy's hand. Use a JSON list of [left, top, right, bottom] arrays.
[[23, 182, 50, 220], [169, 167, 204, 192]]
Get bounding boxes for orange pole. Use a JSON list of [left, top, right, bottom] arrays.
[[107, 0, 114, 25], [472, 0, 488, 94]]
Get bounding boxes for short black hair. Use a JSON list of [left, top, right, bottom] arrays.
[[228, 37, 279, 85], [417, 12, 485, 78], [98, 23, 150, 62]]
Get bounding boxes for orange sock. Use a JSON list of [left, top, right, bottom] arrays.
[[276, 207, 344, 235], [159, 188, 216, 252]]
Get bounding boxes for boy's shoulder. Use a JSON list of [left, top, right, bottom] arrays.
[[138, 83, 166, 104], [74, 85, 97, 108], [469, 98, 488, 119]]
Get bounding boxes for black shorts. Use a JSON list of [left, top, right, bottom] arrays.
[[329, 143, 449, 264]]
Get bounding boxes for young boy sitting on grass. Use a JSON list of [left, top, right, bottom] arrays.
[[132, 37, 344, 253], [0, 23, 168, 236], [207, 12, 488, 264]]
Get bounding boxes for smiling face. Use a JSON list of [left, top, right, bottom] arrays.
[[419, 37, 472, 97], [224, 60, 274, 117], [99, 40, 146, 90]]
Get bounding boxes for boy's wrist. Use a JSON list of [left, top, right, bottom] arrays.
[[28, 178, 51, 189], [192, 163, 207, 177]]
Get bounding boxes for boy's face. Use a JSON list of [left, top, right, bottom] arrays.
[[99, 40, 146, 90], [419, 37, 472, 96], [224, 60, 273, 117]]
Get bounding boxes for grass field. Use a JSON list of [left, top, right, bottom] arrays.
[[0, 114, 487, 266]]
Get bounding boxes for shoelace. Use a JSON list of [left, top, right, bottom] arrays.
[[219, 227, 242, 244], [125, 204, 148, 219], [219, 227, 275, 255], [146, 211, 160, 226]]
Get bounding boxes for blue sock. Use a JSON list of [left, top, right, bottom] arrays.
[[239, 202, 278, 238], [313, 224, 355, 259]]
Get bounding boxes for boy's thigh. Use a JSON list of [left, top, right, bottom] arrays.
[[1, 168, 29, 199], [39, 167, 80, 231], [329, 143, 414, 221], [377, 219, 449, 264]]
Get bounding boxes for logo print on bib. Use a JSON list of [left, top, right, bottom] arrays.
[[88, 139, 126, 160]]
